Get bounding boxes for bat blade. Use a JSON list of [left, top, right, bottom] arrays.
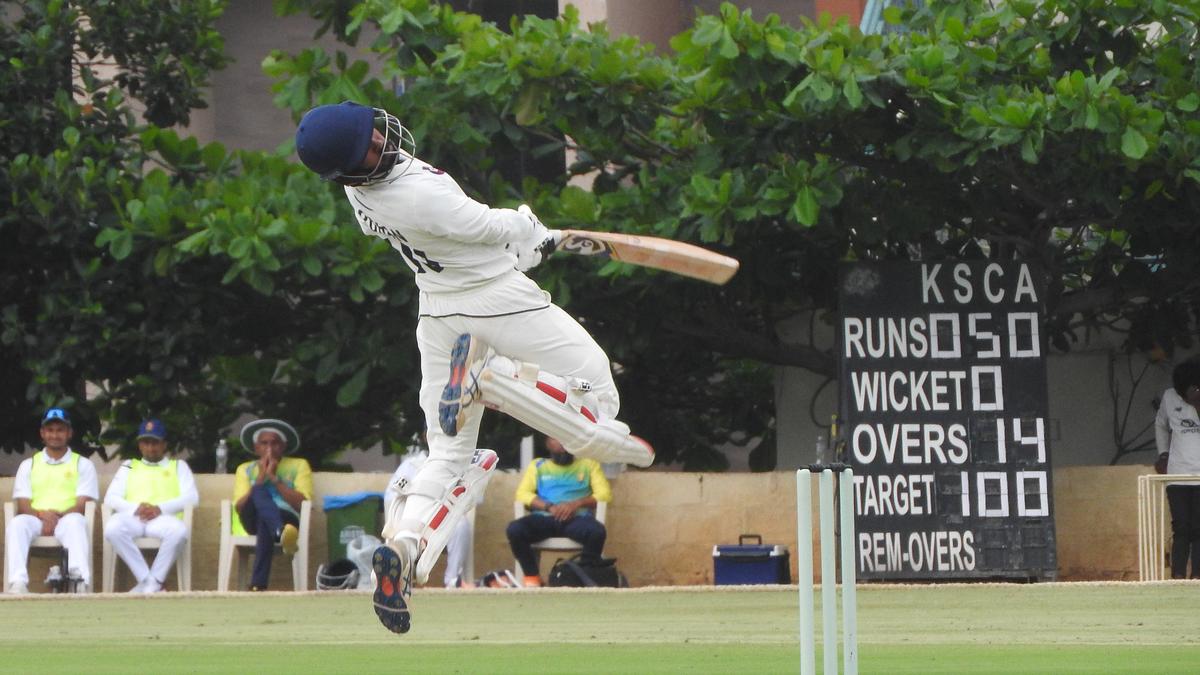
[[557, 230, 740, 285]]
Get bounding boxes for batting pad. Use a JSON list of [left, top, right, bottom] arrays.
[[479, 368, 654, 467], [413, 449, 498, 584]]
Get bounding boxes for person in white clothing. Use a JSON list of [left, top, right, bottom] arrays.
[[294, 101, 653, 634], [103, 418, 199, 593], [5, 408, 99, 594], [1154, 359, 1200, 578], [386, 443, 488, 588]]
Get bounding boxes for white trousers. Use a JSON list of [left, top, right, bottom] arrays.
[[5, 512, 91, 585], [443, 518, 472, 586], [402, 298, 617, 552], [417, 303, 618, 464], [103, 512, 188, 585]]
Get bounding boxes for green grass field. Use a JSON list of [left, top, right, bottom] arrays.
[[1, 583, 1197, 674]]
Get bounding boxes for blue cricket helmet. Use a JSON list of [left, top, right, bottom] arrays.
[[296, 101, 415, 185], [295, 102, 375, 180]]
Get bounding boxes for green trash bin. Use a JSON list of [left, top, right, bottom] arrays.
[[323, 492, 383, 562]]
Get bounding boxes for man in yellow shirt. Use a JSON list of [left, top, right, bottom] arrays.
[[6, 408, 99, 593], [507, 437, 612, 587], [103, 418, 199, 593], [231, 418, 312, 591]]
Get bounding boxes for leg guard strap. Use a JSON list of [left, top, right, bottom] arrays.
[[479, 368, 653, 467], [381, 475, 445, 541]]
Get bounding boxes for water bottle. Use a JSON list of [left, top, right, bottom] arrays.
[[815, 434, 828, 466], [215, 439, 228, 474]]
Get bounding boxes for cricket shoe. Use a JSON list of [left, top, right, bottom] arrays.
[[438, 333, 491, 436], [372, 543, 413, 634], [280, 524, 299, 556]]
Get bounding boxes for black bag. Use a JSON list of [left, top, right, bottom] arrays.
[[547, 555, 627, 588]]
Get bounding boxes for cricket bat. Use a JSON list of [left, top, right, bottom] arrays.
[[555, 230, 740, 285]]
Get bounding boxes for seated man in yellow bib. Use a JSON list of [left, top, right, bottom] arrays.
[[103, 418, 199, 593], [507, 436, 612, 587], [6, 408, 99, 593], [231, 418, 312, 591]]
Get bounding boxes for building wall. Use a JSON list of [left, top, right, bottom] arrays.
[[190, 1, 379, 152], [566, 0, 820, 53], [695, 0, 820, 26], [813, 0, 864, 24], [196, 0, 843, 154], [0, 465, 1153, 592]]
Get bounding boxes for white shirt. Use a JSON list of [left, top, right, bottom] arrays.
[[1155, 387, 1200, 482], [345, 159, 548, 314], [11, 448, 99, 502], [104, 457, 200, 516]]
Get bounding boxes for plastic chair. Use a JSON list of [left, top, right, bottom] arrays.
[[512, 500, 607, 579], [217, 498, 311, 591], [101, 504, 193, 592], [3, 500, 96, 592]]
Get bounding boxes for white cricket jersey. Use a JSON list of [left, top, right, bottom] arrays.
[[345, 158, 548, 316], [1155, 387, 1200, 484], [103, 458, 200, 516], [11, 448, 99, 501]]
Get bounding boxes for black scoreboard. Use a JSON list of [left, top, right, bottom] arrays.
[[838, 261, 1057, 580]]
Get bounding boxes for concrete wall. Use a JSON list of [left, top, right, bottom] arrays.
[[1053, 465, 1144, 580], [0, 465, 1151, 592]]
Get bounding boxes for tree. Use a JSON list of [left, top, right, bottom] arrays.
[[6, 0, 1198, 470], [0, 0, 230, 455], [266, 0, 1200, 466], [0, 1, 428, 466]]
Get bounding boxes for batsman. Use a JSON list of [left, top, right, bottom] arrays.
[[294, 102, 654, 634]]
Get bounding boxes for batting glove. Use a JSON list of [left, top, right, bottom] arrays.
[[508, 205, 560, 271]]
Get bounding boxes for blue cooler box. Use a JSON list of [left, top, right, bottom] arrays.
[[713, 534, 791, 585]]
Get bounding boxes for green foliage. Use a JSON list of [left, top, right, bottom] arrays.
[[264, 0, 1200, 467], [6, 0, 1199, 470], [84, 130, 438, 466], [0, 0, 425, 465], [0, 0, 230, 454]]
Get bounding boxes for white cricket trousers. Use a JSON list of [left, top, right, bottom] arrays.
[[443, 517, 473, 586], [400, 284, 618, 554], [104, 512, 188, 586], [5, 512, 92, 585], [417, 303, 618, 465]]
